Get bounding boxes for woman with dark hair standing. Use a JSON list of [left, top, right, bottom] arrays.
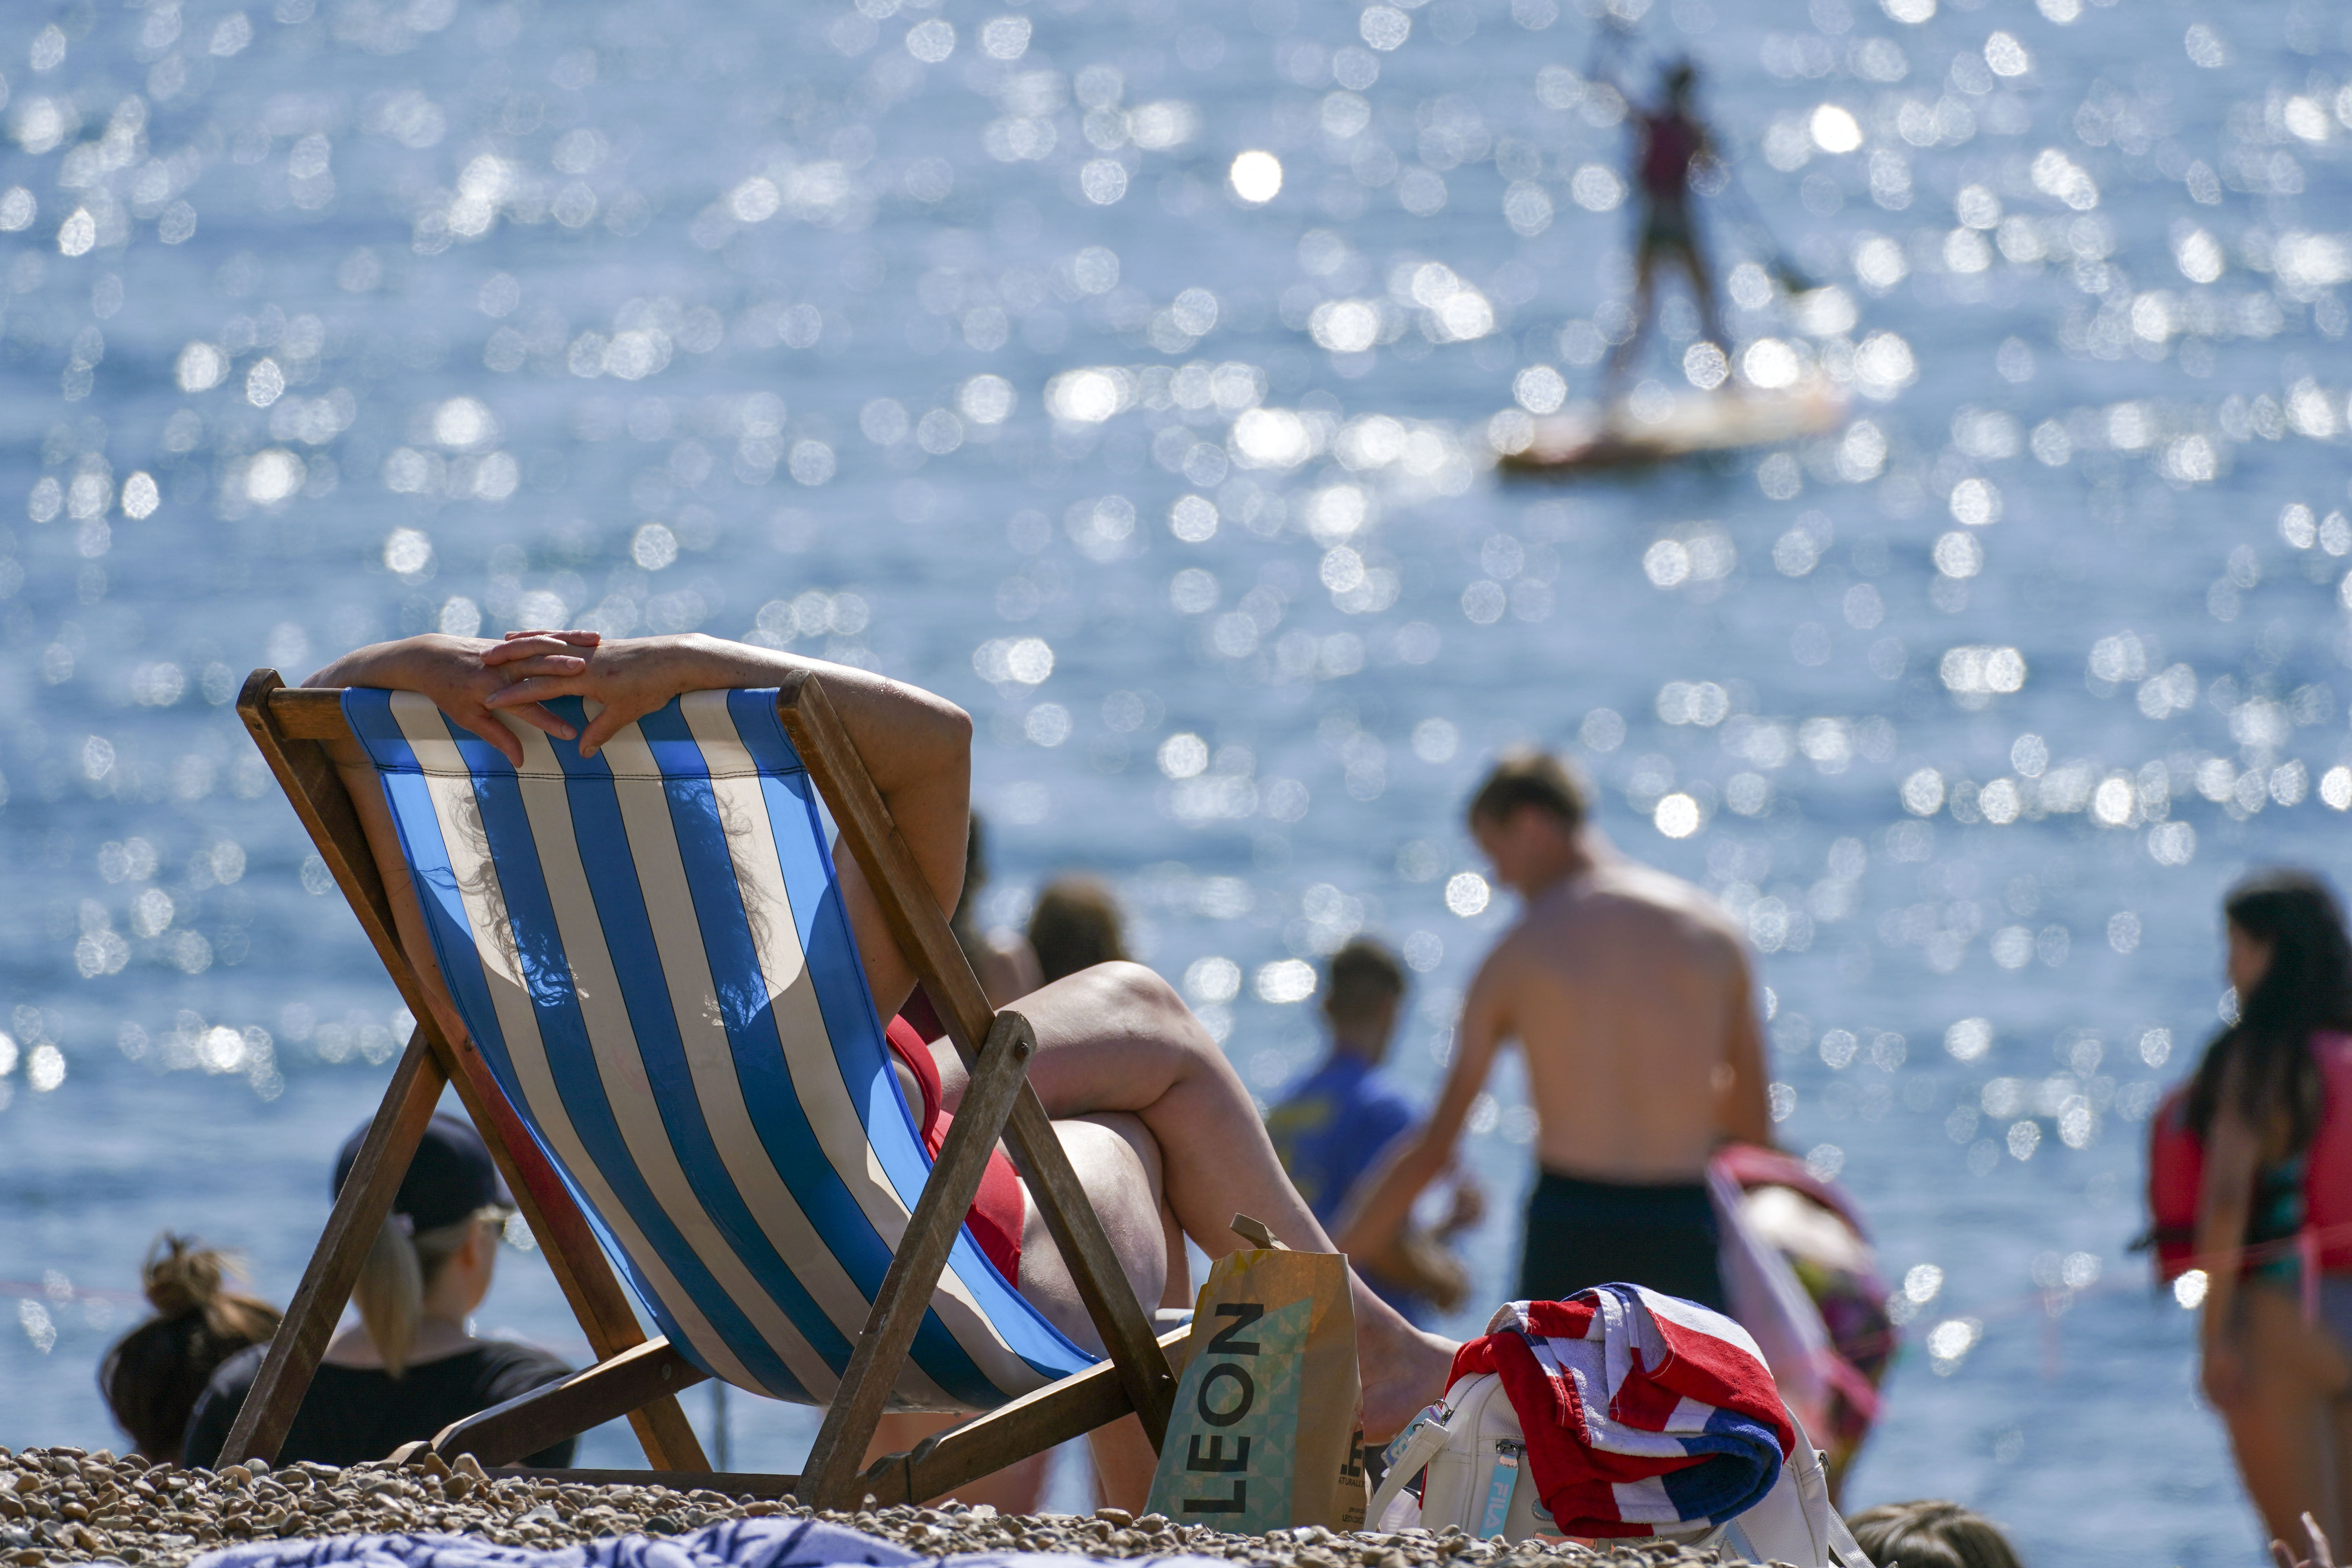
[[2189, 870, 2352, 1545]]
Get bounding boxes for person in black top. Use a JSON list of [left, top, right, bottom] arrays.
[[184, 1114, 575, 1468]]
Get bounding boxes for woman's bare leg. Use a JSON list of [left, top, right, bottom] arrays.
[[1010, 1111, 1172, 1354], [936, 962, 1458, 1445], [1002, 1111, 1169, 1513], [2221, 1287, 2351, 1543], [2328, 1393, 2352, 1551], [855, 1112, 1165, 1513]]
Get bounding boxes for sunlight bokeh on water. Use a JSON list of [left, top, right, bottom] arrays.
[[2, 0, 2349, 1556]]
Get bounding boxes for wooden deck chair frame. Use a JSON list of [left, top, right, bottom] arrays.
[[224, 668, 1178, 1509]]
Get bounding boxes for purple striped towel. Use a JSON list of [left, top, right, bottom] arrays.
[[195, 1518, 1234, 1568]]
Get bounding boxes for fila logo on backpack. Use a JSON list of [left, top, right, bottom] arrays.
[[1369, 1369, 1557, 1543], [1366, 1371, 1874, 1568]]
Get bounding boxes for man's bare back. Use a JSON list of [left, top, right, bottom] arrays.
[[1475, 858, 1766, 1183], [1341, 755, 1771, 1308]]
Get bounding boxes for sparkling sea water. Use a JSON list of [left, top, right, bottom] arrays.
[[3, 0, 2349, 1557]]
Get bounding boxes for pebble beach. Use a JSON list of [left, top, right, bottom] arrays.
[[0, 1448, 1715, 1568]]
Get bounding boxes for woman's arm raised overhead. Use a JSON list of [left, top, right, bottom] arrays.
[[305, 630, 973, 1020]]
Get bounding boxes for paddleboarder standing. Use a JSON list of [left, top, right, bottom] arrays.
[[1608, 60, 1725, 390]]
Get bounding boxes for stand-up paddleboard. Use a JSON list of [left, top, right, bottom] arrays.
[[1501, 377, 1847, 475]]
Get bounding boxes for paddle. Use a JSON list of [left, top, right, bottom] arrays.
[[1715, 174, 1821, 295]]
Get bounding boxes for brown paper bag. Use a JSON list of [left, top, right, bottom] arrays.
[[1144, 1216, 1367, 1534]]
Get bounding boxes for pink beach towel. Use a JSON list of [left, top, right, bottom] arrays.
[[1448, 1285, 1796, 1538]]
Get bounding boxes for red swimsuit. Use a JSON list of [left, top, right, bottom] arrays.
[[883, 1014, 1026, 1284]]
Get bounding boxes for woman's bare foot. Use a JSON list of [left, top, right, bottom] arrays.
[[1359, 1316, 1460, 1441]]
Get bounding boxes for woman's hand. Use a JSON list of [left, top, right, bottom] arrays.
[[318, 627, 972, 1013], [2273, 1512, 2337, 1568], [1439, 1173, 1486, 1238], [501, 629, 601, 650], [481, 632, 720, 757], [306, 634, 589, 767]]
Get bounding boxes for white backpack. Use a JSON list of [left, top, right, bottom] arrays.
[[1365, 1371, 1874, 1568]]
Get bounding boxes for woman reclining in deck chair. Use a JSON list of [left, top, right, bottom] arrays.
[[307, 628, 1461, 1506]]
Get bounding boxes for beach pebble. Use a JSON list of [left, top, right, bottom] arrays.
[[0, 1448, 1684, 1568]]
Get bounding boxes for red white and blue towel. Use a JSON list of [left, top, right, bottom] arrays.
[[1451, 1285, 1795, 1539]]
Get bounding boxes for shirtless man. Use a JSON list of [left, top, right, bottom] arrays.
[[1342, 750, 1773, 1309], [304, 630, 1457, 1503]]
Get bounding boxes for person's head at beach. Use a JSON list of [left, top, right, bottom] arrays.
[[1663, 58, 1699, 107], [1846, 1499, 2024, 1568], [98, 1234, 281, 1463], [2187, 867, 2352, 1148], [1027, 875, 1129, 985], [1467, 749, 1592, 897], [1324, 937, 1407, 1064], [343, 1113, 517, 1377]]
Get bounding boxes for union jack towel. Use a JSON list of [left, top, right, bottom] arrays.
[[1450, 1285, 1795, 1538]]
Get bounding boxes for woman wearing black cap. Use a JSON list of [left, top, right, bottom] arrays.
[[182, 1114, 576, 1468]]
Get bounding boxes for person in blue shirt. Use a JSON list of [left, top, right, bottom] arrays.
[[1266, 938, 1482, 1325]]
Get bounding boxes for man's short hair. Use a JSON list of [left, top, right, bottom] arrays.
[[1324, 937, 1406, 1024], [1467, 749, 1588, 833]]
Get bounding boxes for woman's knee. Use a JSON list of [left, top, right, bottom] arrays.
[[1020, 959, 1236, 1116], [1087, 959, 1181, 1021], [1087, 962, 1222, 1062]]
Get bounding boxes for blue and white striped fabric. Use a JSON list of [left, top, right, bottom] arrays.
[[344, 686, 1096, 1411]]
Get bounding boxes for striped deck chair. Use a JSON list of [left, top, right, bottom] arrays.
[[225, 669, 1178, 1507]]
